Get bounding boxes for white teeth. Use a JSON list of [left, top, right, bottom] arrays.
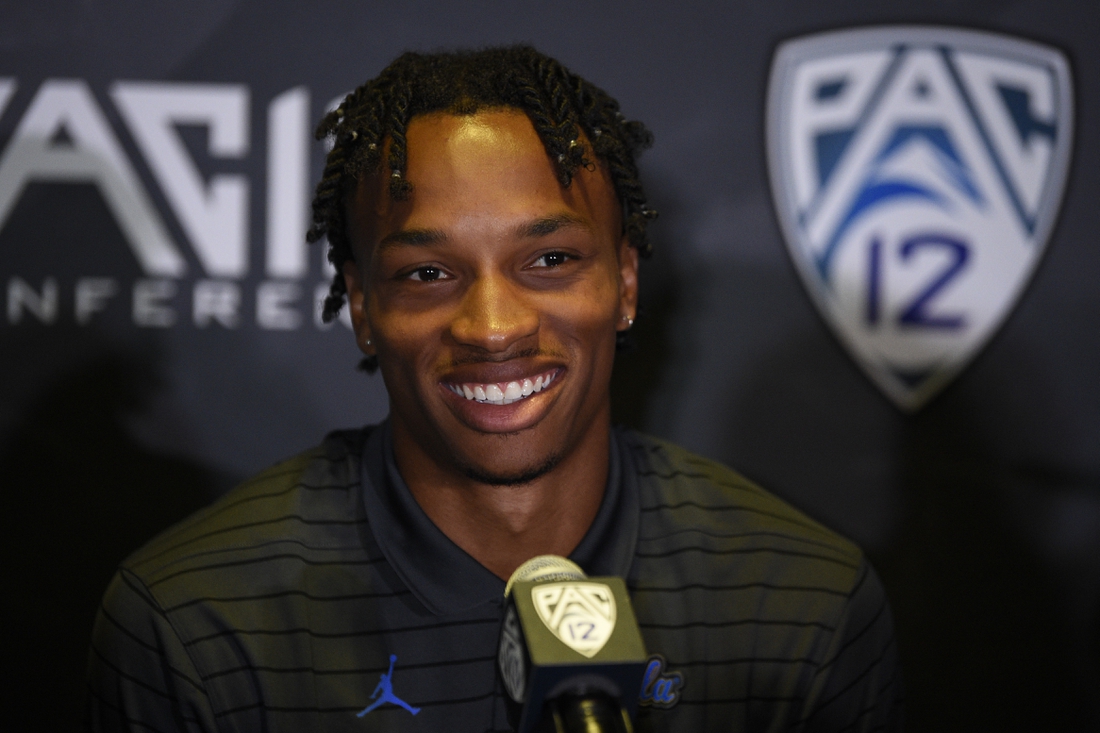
[[448, 371, 557, 405]]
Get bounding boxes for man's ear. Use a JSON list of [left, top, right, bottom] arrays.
[[617, 238, 639, 330], [342, 260, 375, 356]]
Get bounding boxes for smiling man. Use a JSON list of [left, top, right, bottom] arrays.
[[87, 47, 902, 732], [342, 106, 638, 581]]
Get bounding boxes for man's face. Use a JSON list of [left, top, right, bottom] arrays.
[[343, 109, 638, 484]]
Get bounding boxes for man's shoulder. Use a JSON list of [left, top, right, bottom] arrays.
[[119, 426, 374, 586], [620, 432, 903, 730], [621, 430, 863, 566]]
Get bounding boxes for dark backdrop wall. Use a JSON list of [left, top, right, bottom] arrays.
[[1, 1, 1097, 730]]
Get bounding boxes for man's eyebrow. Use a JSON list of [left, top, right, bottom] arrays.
[[378, 228, 448, 248], [518, 214, 590, 238]]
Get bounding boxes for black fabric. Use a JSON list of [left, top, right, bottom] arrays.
[[359, 421, 638, 617], [86, 426, 902, 732], [361, 423, 503, 616]]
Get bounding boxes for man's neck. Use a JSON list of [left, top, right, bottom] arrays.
[[391, 419, 611, 581]]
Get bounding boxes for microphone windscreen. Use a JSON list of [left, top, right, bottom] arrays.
[[505, 555, 586, 597]]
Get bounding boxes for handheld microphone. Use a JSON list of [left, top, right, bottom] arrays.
[[497, 556, 648, 733]]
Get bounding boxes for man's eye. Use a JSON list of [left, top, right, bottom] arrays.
[[532, 252, 571, 268], [406, 266, 446, 282]]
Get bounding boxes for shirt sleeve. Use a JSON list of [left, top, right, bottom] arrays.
[[796, 559, 905, 733], [85, 568, 217, 733]]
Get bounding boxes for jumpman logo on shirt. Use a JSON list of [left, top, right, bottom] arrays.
[[357, 654, 421, 717]]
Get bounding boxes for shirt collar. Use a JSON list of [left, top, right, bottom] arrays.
[[359, 420, 639, 616]]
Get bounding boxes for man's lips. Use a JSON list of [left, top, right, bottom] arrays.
[[442, 368, 560, 406]]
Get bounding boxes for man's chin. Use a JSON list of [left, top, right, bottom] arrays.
[[459, 450, 565, 487]]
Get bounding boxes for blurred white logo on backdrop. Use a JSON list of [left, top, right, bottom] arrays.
[[766, 27, 1073, 410], [0, 79, 349, 331]]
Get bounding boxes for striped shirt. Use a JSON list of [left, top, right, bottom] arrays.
[[86, 423, 902, 732]]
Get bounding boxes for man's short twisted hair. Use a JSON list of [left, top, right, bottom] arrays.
[[307, 45, 657, 329]]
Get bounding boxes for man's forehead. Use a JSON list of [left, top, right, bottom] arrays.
[[369, 106, 535, 156], [375, 213, 593, 251], [407, 109, 542, 165], [346, 108, 621, 253], [352, 108, 544, 200]]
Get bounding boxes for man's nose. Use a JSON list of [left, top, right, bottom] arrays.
[[449, 273, 539, 352]]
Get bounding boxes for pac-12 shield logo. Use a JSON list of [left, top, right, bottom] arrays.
[[532, 582, 616, 658], [766, 27, 1073, 410]]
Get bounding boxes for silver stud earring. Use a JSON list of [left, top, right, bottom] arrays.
[[365, 338, 372, 347]]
